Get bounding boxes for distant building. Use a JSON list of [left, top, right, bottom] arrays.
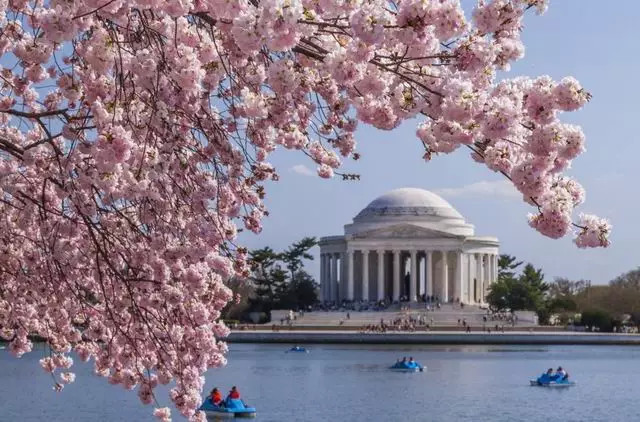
[[318, 188, 499, 304]]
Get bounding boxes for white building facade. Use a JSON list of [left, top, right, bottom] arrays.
[[318, 188, 499, 304]]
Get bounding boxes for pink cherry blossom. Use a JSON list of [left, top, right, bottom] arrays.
[[60, 372, 76, 384], [317, 164, 334, 179], [574, 214, 612, 248], [553, 76, 591, 111], [154, 407, 172, 422], [40, 357, 56, 373], [0, 0, 610, 420]]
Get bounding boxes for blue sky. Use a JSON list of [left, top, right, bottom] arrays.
[[239, 1, 639, 285]]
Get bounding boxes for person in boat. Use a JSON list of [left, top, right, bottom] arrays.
[[394, 357, 408, 368], [210, 388, 224, 407], [537, 368, 554, 385], [557, 368, 569, 381], [227, 386, 241, 401], [408, 357, 422, 370]]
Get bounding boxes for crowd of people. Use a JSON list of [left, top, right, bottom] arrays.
[[314, 295, 471, 313], [359, 315, 435, 333], [275, 299, 525, 332], [486, 311, 518, 326]]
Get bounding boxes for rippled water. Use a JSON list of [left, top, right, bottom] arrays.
[[2, 343, 639, 421]]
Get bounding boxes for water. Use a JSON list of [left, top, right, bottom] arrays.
[[2, 343, 640, 421]]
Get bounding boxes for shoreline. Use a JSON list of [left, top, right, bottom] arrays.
[[228, 330, 640, 345]]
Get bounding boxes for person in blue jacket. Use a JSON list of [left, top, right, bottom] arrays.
[[537, 368, 554, 385], [408, 357, 423, 370]]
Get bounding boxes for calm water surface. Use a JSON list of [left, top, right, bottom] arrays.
[[2, 343, 639, 421]]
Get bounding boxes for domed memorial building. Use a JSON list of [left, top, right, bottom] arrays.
[[318, 188, 499, 305]]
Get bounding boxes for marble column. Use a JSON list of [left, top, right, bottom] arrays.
[[377, 249, 385, 301], [347, 250, 354, 301], [409, 250, 417, 302], [484, 253, 491, 299], [484, 253, 490, 283], [393, 250, 401, 302], [494, 254, 499, 281], [484, 254, 489, 297], [325, 254, 330, 302], [478, 253, 485, 303], [466, 253, 473, 304], [440, 251, 449, 302], [320, 254, 326, 302], [325, 254, 331, 302], [325, 255, 329, 300], [489, 254, 495, 283], [490, 254, 495, 282], [426, 251, 433, 297], [362, 250, 370, 301], [487, 253, 495, 296], [487, 254, 493, 285], [454, 251, 463, 302], [419, 256, 425, 296], [330, 253, 338, 302]]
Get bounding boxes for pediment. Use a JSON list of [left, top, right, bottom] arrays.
[[351, 224, 459, 240]]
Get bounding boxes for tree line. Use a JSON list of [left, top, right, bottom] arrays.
[[487, 255, 640, 331], [222, 237, 319, 322]]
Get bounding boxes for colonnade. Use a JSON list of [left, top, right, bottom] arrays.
[[320, 249, 499, 304]]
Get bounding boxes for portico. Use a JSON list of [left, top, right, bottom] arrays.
[[319, 188, 499, 304]]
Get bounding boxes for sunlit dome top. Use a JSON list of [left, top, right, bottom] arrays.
[[354, 188, 463, 220]]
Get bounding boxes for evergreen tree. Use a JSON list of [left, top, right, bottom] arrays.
[[281, 237, 317, 282], [498, 254, 523, 279], [248, 247, 281, 311], [247, 238, 320, 313], [487, 259, 548, 314], [271, 266, 290, 308], [287, 270, 319, 309]]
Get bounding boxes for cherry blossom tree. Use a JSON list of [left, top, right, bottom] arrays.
[[0, 0, 611, 420]]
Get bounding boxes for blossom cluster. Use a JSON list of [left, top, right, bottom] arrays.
[[0, 0, 609, 420]]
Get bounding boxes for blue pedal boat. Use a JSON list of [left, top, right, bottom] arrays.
[[390, 361, 425, 372], [199, 398, 257, 419], [529, 378, 576, 387]]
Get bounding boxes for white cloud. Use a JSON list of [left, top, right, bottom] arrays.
[[290, 164, 314, 177], [435, 180, 520, 200]]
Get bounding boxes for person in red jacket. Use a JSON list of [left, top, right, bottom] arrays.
[[227, 386, 241, 400], [210, 388, 223, 406]]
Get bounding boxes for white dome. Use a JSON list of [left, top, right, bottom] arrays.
[[355, 188, 463, 220]]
